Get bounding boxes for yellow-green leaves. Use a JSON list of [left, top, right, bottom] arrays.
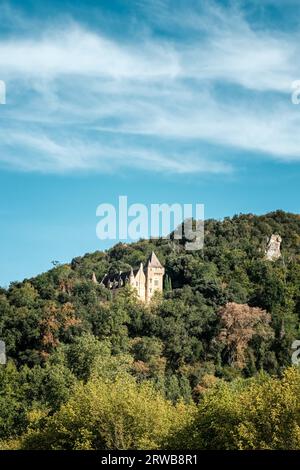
[[21, 374, 194, 450]]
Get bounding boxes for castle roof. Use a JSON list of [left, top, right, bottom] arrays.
[[147, 251, 163, 268], [102, 270, 136, 286], [101, 252, 163, 289]]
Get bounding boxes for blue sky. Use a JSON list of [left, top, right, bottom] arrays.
[[0, 0, 300, 286]]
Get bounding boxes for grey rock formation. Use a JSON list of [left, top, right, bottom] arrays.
[[265, 234, 282, 261]]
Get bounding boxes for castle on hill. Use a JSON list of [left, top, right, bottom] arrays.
[[93, 251, 165, 303]]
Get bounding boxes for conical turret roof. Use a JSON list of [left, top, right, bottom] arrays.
[[147, 251, 163, 268]]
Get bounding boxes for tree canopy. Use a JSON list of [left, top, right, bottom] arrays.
[[1, 210, 300, 449]]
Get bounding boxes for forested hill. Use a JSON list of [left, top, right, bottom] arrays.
[[1, 210, 300, 449], [1, 209, 300, 370]]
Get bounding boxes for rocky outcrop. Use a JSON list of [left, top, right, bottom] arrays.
[[265, 234, 282, 261]]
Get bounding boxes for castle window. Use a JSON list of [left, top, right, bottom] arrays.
[[154, 280, 159, 286], [136, 282, 138, 286], [149, 288, 152, 293]]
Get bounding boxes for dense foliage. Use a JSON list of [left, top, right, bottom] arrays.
[[1, 210, 300, 449]]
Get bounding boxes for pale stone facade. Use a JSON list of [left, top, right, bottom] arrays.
[[144, 252, 165, 303], [98, 251, 165, 303]]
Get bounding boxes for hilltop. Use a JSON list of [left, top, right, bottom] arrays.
[[1, 209, 300, 368], [1, 210, 300, 448]]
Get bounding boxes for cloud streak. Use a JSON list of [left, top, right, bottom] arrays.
[[0, 1, 300, 174]]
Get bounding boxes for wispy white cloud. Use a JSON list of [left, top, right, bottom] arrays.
[[0, 1, 299, 174], [0, 129, 231, 174], [0, 26, 180, 80]]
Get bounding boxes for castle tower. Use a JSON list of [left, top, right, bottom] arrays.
[[145, 251, 165, 303], [102, 252, 164, 303], [129, 267, 134, 285], [129, 263, 146, 302]]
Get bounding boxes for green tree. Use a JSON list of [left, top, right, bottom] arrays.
[[21, 375, 194, 450]]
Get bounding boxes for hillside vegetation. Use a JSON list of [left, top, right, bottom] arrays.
[[1, 210, 300, 449]]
